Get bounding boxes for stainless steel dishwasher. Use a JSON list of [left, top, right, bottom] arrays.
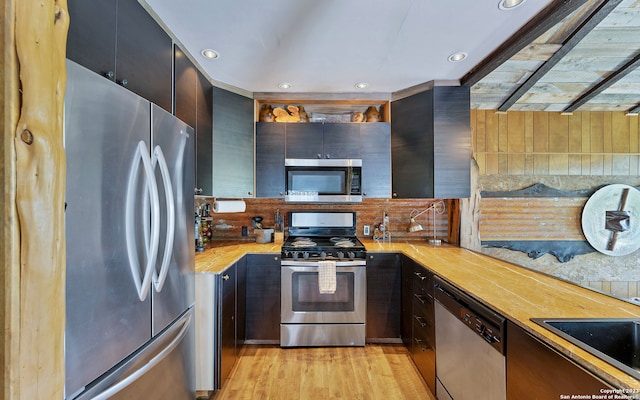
[[434, 277, 506, 400]]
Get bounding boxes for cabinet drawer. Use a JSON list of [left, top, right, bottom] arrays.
[[412, 269, 433, 296], [412, 320, 435, 352], [413, 300, 435, 328], [412, 290, 434, 312], [412, 321, 436, 394]]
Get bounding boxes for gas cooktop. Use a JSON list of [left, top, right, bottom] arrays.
[[281, 235, 366, 261], [281, 211, 367, 261]]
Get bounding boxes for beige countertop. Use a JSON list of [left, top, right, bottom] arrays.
[[195, 238, 640, 390]]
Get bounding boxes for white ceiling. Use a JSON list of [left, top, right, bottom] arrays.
[[143, 0, 555, 94]]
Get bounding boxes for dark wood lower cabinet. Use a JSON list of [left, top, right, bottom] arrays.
[[218, 263, 237, 387], [400, 255, 436, 395], [206, 252, 622, 400], [401, 256, 413, 349], [366, 253, 401, 340], [245, 254, 281, 342], [506, 320, 613, 399]]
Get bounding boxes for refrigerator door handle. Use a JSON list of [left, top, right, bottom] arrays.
[[125, 140, 160, 302], [152, 145, 175, 293], [90, 312, 192, 400]]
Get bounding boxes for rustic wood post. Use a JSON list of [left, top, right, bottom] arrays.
[[1, 0, 20, 398], [459, 158, 482, 252], [3, 0, 69, 398]]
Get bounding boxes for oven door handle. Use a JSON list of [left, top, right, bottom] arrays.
[[281, 260, 366, 267]]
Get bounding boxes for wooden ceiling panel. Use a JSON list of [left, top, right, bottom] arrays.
[[472, 0, 640, 112]]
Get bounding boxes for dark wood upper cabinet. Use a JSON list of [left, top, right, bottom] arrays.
[[195, 71, 213, 195], [285, 123, 361, 159], [174, 45, 197, 129], [360, 122, 391, 198], [67, 0, 173, 112], [323, 123, 361, 159], [391, 86, 471, 199], [174, 45, 215, 196], [66, 0, 116, 79], [284, 123, 324, 159], [210, 87, 255, 198], [255, 122, 286, 198], [257, 121, 391, 198]]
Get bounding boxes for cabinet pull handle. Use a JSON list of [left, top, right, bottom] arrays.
[[103, 71, 115, 80], [413, 337, 430, 351], [222, 274, 230, 281], [414, 293, 427, 304], [414, 315, 428, 328], [274, 256, 279, 261], [325, 154, 331, 159], [317, 154, 322, 159], [392, 192, 398, 198], [413, 271, 427, 281], [117, 78, 128, 87]]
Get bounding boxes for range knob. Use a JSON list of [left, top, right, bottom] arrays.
[[320, 251, 327, 260], [336, 251, 345, 260], [347, 251, 355, 260], [292, 251, 299, 260], [303, 252, 310, 260]]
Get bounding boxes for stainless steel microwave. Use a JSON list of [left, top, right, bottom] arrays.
[[284, 159, 362, 203]]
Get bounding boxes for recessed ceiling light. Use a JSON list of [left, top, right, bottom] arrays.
[[278, 82, 292, 89], [354, 82, 369, 89], [201, 49, 219, 59], [448, 52, 467, 62], [499, 0, 526, 10]]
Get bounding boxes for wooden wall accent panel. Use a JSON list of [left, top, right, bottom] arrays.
[[472, 110, 640, 176], [479, 197, 586, 241], [10, 1, 69, 399]]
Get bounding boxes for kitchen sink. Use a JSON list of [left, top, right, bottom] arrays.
[[531, 318, 640, 380]]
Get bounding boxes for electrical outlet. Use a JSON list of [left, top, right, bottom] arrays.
[[242, 226, 248, 236], [363, 225, 370, 236]]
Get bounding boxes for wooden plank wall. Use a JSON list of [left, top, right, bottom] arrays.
[[471, 109, 640, 300], [472, 110, 640, 176], [472, 110, 640, 243], [479, 197, 586, 241]]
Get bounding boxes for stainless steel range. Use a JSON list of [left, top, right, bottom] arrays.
[[280, 211, 366, 347]]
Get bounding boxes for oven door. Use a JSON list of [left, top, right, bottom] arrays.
[[281, 264, 366, 324]]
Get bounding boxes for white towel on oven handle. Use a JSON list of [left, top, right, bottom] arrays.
[[318, 260, 336, 294]]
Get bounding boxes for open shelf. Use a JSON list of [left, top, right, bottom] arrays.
[[254, 97, 391, 123]]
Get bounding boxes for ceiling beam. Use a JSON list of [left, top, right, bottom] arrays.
[[627, 104, 640, 115], [496, 0, 623, 112], [461, 0, 590, 87], [564, 52, 640, 112]]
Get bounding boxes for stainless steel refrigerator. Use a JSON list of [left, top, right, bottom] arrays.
[[64, 60, 195, 399]]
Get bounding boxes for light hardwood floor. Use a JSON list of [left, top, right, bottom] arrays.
[[211, 344, 435, 400]]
